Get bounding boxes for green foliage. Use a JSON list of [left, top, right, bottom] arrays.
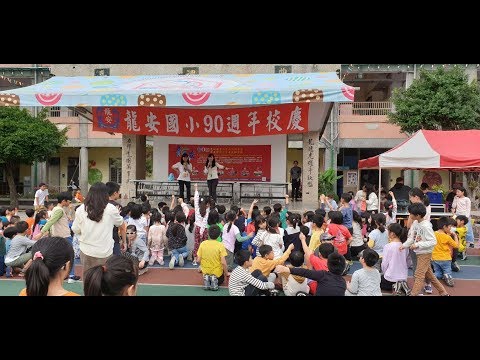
[[0, 107, 68, 206], [318, 168, 343, 196], [430, 184, 448, 201], [146, 144, 153, 177], [388, 67, 480, 133], [0, 107, 68, 165]]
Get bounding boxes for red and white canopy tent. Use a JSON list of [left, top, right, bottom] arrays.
[[358, 129, 480, 207]]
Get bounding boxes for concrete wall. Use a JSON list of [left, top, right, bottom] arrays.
[[55, 147, 121, 190], [153, 135, 287, 182], [339, 113, 407, 139], [48, 116, 122, 147]]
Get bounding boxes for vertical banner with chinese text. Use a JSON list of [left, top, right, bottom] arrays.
[[168, 145, 271, 182]]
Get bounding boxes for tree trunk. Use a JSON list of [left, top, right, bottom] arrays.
[[5, 163, 18, 208]]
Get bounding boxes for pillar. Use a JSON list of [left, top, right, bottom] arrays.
[[121, 134, 146, 202], [302, 131, 319, 208], [406, 71, 415, 87], [79, 146, 89, 192], [465, 65, 477, 84], [37, 162, 47, 186]]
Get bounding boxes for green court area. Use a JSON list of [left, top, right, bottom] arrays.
[[0, 280, 229, 296]]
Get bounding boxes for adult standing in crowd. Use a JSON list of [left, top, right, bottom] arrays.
[[204, 153, 229, 202], [34, 183, 49, 211], [72, 182, 124, 276], [290, 160, 302, 201], [389, 177, 411, 202], [172, 152, 192, 202]]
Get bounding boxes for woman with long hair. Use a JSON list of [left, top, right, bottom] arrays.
[[172, 152, 192, 202], [204, 153, 229, 202], [72, 182, 124, 276]]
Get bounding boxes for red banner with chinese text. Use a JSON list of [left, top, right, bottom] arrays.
[[168, 144, 271, 181], [92, 103, 309, 137]]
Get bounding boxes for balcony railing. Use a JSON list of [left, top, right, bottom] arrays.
[[339, 101, 393, 116], [49, 107, 79, 117]]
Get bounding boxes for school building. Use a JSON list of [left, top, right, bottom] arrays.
[[0, 64, 478, 200]]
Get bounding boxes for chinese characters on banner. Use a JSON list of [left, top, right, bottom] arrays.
[[124, 137, 133, 184], [168, 145, 271, 182], [92, 103, 309, 137], [302, 132, 318, 201]]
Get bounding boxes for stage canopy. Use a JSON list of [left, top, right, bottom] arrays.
[[0, 72, 354, 107], [358, 129, 480, 171]]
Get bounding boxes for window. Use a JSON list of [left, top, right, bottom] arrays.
[[274, 65, 292, 73], [109, 158, 122, 183], [50, 106, 61, 117], [182, 67, 199, 75], [94, 68, 110, 76]]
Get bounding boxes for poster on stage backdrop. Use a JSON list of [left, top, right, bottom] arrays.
[[92, 103, 310, 137], [168, 145, 271, 182]]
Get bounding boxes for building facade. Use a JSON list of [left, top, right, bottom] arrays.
[[1, 64, 477, 199]]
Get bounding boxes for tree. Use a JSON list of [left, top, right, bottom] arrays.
[[388, 67, 480, 133], [0, 107, 68, 207]]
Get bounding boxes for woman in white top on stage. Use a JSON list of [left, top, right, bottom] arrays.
[[172, 153, 193, 201], [204, 153, 229, 202]]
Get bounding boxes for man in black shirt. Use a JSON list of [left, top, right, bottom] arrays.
[[290, 160, 302, 201]]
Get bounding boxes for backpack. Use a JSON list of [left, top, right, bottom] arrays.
[[332, 228, 347, 255]]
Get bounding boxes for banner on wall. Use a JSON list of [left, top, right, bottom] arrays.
[[168, 145, 271, 182], [92, 103, 310, 137]]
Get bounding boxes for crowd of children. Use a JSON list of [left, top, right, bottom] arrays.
[[0, 180, 476, 297]]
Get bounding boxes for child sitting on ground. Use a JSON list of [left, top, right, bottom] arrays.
[[250, 243, 294, 282], [4, 221, 36, 277], [124, 225, 149, 275], [279, 250, 309, 296], [275, 252, 347, 296], [228, 250, 275, 296], [24, 209, 35, 237], [2, 226, 18, 277], [84, 255, 139, 296], [345, 248, 382, 296], [197, 225, 228, 291], [19, 237, 80, 296]]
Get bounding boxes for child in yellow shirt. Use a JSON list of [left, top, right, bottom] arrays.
[[454, 215, 468, 260], [432, 217, 459, 287]]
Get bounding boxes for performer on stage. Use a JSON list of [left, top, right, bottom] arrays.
[[172, 153, 192, 201], [204, 153, 229, 202]]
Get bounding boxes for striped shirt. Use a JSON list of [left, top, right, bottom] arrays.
[[228, 266, 272, 296]]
